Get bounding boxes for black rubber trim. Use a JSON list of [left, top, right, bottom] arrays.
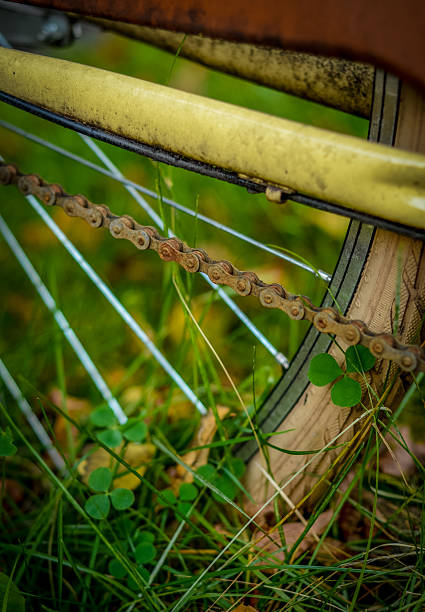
[[1, 90, 424, 241]]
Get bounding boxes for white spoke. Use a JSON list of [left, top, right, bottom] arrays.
[[0, 357, 65, 471], [0, 213, 128, 424], [16, 194, 207, 415]]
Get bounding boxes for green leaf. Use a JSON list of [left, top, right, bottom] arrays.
[[228, 457, 245, 478], [345, 345, 376, 373], [97, 429, 123, 448], [160, 489, 177, 506], [176, 501, 192, 516], [88, 467, 112, 492], [331, 376, 362, 407], [108, 559, 127, 579], [0, 572, 25, 612], [110, 488, 135, 510], [212, 475, 237, 502], [123, 421, 147, 443], [85, 493, 110, 519], [179, 483, 198, 501], [196, 464, 216, 481], [128, 566, 149, 589], [135, 530, 155, 545], [308, 354, 343, 386], [135, 542, 156, 564], [0, 431, 17, 457], [90, 406, 118, 428]]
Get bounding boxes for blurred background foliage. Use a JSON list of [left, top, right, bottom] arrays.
[[0, 27, 368, 417]]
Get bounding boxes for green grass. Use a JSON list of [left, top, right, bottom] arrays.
[[1, 28, 424, 611]]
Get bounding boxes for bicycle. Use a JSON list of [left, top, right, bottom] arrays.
[[0, 0, 424, 513]]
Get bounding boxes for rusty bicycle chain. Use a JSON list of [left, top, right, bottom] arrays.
[[1, 160, 424, 374]]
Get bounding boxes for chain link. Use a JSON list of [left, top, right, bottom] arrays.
[[1, 161, 424, 373]]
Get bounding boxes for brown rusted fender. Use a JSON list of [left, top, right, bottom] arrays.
[[10, 0, 425, 92]]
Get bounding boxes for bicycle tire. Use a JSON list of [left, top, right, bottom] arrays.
[[243, 75, 425, 506]]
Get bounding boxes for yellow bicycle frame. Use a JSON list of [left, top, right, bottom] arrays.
[[1, 47, 424, 230]]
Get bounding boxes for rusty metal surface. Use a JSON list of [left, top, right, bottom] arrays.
[[89, 19, 373, 118], [2, 159, 425, 374], [9, 0, 425, 91]]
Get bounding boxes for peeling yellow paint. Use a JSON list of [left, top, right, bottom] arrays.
[[1, 47, 424, 230]]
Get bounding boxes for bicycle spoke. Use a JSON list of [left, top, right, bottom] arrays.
[[0, 357, 65, 470], [81, 134, 290, 368], [8, 192, 207, 415], [0, 213, 128, 424]]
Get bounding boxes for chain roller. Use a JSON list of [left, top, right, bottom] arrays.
[[1, 161, 424, 374]]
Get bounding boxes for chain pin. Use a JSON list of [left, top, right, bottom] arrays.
[[109, 218, 126, 237], [182, 253, 201, 273], [235, 277, 252, 296], [133, 230, 150, 250], [400, 353, 417, 371], [344, 326, 361, 345], [370, 340, 384, 355]]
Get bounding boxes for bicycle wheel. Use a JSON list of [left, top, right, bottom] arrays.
[[244, 76, 425, 505], [0, 9, 424, 511]]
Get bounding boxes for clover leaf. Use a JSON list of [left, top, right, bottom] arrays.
[[84, 466, 134, 519], [345, 345, 376, 373], [88, 467, 112, 492], [331, 376, 363, 407], [308, 354, 343, 386], [85, 494, 110, 519], [110, 488, 135, 510], [308, 347, 376, 408]]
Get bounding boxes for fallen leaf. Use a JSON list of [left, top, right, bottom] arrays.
[[165, 406, 232, 493], [178, 406, 231, 481], [232, 606, 258, 612], [1, 478, 25, 511], [78, 443, 156, 490], [380, 425, 425, 478], [49, 389, 91, 454], [253, 510, 333, 564], [243, 499, 277, 529], [314, 537, 348, 565]]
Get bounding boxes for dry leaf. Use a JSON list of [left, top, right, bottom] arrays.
[[314, 537, 347, 565], [49, 389, 91, 454], [380, 425, 425, 477], [243, 499, 277, 529], [232, 606, 258, 612], [253, 510, 333, 564], [178, 406, 231, 480], [166, 406, 231, 493], [120, 385, 144, 407], [78, 443, 155, 490]]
